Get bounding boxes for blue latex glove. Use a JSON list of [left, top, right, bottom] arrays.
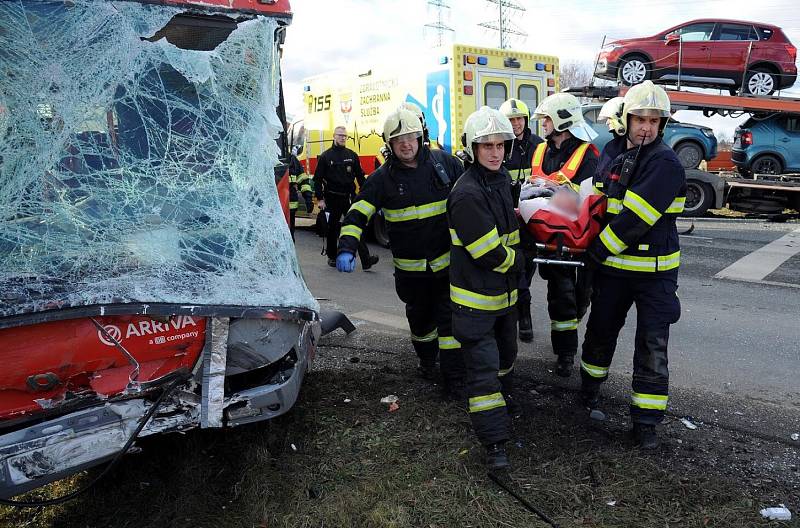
[[336, 252, 356, 272]]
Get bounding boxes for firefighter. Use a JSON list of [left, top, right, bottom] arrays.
[[580, 81, 686, 449], [314, 126, 379, 269], [374, 102, 430, 170], [529, 93, 599, 377], [500, 98, 543, 344], [336, 108, 465, 392], [448, 106, 526, 469], [288, 152, 313, 240]]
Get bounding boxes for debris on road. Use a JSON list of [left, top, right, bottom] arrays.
[[388, 402, 400, 412], [589, 409, 607, 421], [380, 395, 399, 404], [760, 505, 791, 521], [791, 433, 799, 441], [681, 418, 698, 430]]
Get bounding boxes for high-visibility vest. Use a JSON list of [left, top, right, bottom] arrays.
[[530, 142, 598, 184]]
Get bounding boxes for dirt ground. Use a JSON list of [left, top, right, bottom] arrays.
[[2, 329, 798, 528]]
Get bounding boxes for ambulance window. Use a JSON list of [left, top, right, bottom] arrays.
[[484, 82, 507, 109], [518, 85, 538, 112]]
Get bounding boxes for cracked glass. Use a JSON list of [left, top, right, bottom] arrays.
[[0, 1, 316, 316]]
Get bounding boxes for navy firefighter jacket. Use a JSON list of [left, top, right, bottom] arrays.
[[588, 134, 687, 279]]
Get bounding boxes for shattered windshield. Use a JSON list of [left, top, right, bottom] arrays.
[[0, 1, 316, 316]]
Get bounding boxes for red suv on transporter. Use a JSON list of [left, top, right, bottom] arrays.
[[595, 19, 797, 95]]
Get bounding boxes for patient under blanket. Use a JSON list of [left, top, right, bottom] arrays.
[[518, 178, 607, 250]]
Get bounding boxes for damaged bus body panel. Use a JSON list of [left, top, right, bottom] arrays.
[[0, 0, 319, 499]]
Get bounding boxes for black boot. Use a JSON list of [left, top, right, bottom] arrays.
[[327, 258, 337, 267], [362, 254, 379, 270], [485, 442, 510, 470], [555, 354, 574, 377], [632, 423, 660, 450], [441, 379, 466, 402], [416, 360, 438, 380], [518, 302, 533, 343], [580, 384, 600, 409]]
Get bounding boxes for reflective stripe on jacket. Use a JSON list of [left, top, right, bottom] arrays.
[[530, 140, 599, 185]]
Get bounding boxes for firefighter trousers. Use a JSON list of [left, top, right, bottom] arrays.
[[453, 306, 518, 446], [289, 208, 297, 241], [325, 193, 371, 263], [580, 272, 681, 425], [394, 274, 464, 384], [538, 264, 591, 359]]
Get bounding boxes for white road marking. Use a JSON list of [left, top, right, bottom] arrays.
[[715, 228, 800, 282], [351, 310, 409, 332]]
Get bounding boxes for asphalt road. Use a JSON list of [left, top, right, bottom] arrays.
[[294, 216, 800, 412]]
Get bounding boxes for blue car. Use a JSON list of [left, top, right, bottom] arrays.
[[583, 104, 718, 169], [732, 114, 800, 175]]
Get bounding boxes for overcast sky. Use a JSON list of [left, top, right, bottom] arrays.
[[282, 0, 800, 139]]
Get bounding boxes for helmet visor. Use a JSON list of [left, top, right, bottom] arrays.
[[389, 131, 422, 144], [629, 107, 671, 118], [473, 132, 514, 144], [569, 121, 598, 142]]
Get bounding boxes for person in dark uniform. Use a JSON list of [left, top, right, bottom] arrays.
[[448, 106, 526, 470], [337, 108, 464, 392], [313, 126, 378, 269], [528, 93, 599, 377], [288, 153, 312, 240], [499, 98, 543, 344], [580, 81, 687, 450]]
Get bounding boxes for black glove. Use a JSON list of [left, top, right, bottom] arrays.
[[583, 251, 600, 271]]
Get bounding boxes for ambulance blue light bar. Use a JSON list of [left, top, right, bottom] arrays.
[[477, 56, 488, 65], [535, 63, 545, 71]]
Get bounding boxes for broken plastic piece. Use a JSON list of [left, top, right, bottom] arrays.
[[760, 505, 791, 521], [388, 402, 399, 412], [380, 395, 399, 404], [680, 418, 698, 430], [606, 500, 617, 506], [589, 409, 606, 421], [791, 433, 799, 441]]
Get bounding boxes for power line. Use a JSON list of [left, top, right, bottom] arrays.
[[424, 0, 454, 47], [478, 0, 527, 49]]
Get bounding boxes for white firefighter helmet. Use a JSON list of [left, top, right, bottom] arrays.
[[399, 101, 425, 126], [598, 96, 625, 136], [462, 106, 514, 161], [382, 107, 423, 144], [499, 98, 530, 120], [532, 92, 598, 142], [619, 80, 671, 135]]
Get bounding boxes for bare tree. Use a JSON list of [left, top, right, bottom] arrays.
[[717, 133, 733, 151], [559, 61, 594, 90]]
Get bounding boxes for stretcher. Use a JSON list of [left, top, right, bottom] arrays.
[[518, 179, 608, 268]]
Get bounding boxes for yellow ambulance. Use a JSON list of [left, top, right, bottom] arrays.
[[288, 44, 559, 243], [290, 43, 559, 173]]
